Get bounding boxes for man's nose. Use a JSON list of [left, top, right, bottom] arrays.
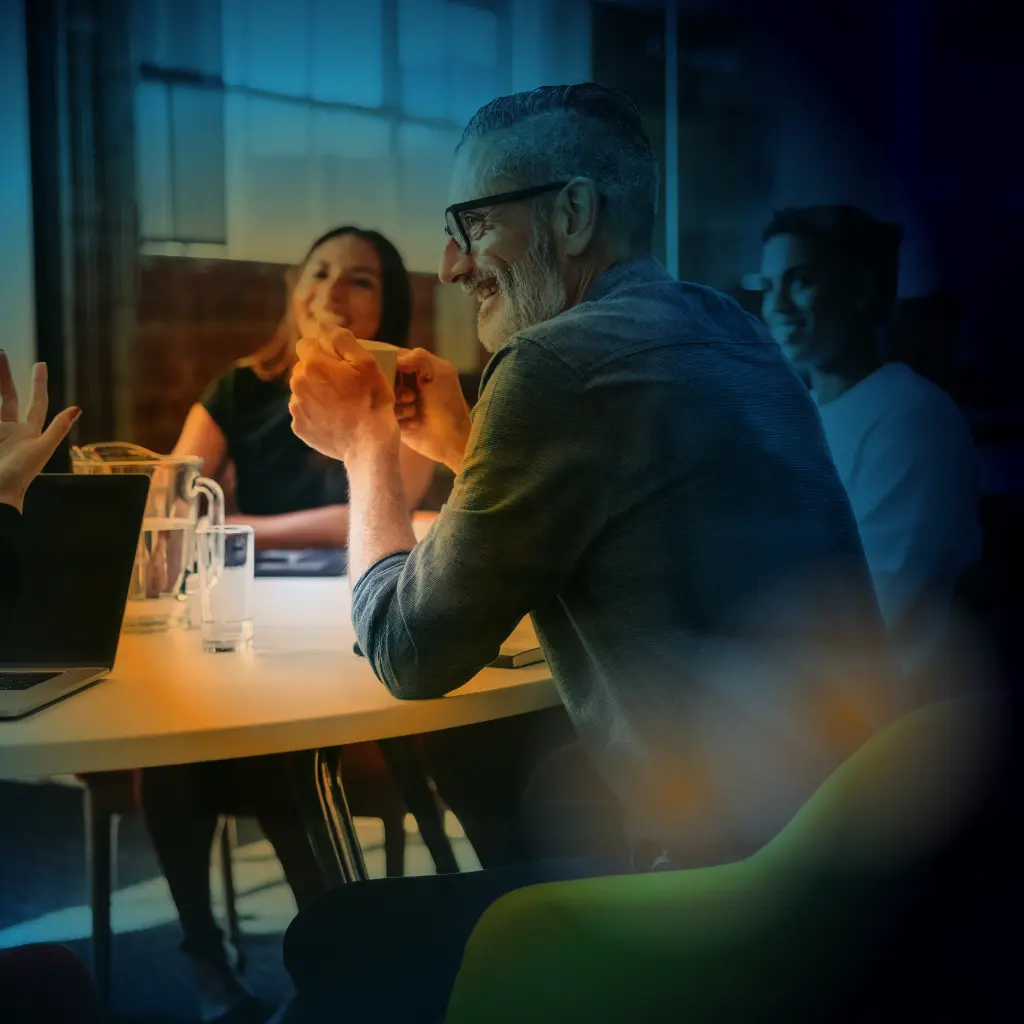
[[438, 237, 474, 285]]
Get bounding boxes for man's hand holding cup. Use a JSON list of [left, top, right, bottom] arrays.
[[393, 349, 471, 474]]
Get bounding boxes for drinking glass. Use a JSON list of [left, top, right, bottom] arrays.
[[197, 524, 255, 652]]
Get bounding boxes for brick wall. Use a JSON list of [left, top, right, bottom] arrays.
[[130, 255, 441, 453]]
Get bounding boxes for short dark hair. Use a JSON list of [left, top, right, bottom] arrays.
[[457, 83, 660, 253], [762, 205, 903, 328]]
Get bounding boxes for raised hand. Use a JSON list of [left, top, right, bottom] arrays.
[[0, 352, 81, 512]]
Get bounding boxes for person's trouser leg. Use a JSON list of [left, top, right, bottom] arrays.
[[516, 739, 625, 862], [283, 855, 626, 1023], [230, 754, 329, 911], [285, 728, 631, 1022], [138, 763, 225, 960], [141, 758, 298, 1021], [423, 706, 579, 867], [142, 754, 328, 932]]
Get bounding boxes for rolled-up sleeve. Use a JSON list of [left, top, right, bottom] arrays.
[[351, 337, 611, 700]]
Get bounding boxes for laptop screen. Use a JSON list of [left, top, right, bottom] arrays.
[[0, 474, 150, 667]]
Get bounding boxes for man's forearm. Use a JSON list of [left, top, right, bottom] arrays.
[[345, 442, 417, 584]]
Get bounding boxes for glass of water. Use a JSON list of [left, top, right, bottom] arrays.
[[196, 524, 255, 653]]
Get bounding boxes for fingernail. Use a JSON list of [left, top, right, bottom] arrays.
[[71, 407, 82, 422]]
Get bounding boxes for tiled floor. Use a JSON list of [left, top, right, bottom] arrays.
[[0, 778, 480, 1022]]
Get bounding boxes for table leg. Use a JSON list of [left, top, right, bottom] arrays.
[[318, 747, 369, 882], [84, 790, 113, 1019], [292, 748, 369, 887]]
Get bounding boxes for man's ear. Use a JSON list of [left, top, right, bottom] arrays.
[[553, 177, 601, 257]]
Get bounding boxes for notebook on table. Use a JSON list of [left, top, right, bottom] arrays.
[[254, 548, 347, 578], [489, 617, 545, 668]]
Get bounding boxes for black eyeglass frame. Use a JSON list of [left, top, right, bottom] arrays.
[[443, 182, 570, 254]]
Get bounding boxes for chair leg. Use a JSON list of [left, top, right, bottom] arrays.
[[85, 791, 114, 1018], [218, 816, 244, 975], [378, 738, 460, 875], [382, 808, 406, 878]]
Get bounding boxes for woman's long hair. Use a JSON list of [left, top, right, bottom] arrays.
[[241, 226, 412, 382]]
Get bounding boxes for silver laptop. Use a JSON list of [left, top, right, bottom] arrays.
[[0, 473, 149, 719]]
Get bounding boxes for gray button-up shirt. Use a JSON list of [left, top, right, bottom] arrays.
[[353, 255, 891, 860]]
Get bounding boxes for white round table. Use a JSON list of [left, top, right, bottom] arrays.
[[0, 576, 559, 887], [0, 577, 557, 778]]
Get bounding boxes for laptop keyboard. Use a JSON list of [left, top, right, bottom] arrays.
[[0, 671, 63, 691]]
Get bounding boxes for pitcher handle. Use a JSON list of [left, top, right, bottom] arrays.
[[192, 475, 225, 527], [179, 475, 225, 619]]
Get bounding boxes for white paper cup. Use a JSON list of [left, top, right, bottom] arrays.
[[359, 340, 398, 381]]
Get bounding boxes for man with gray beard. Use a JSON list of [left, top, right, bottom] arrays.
[[285, 84, 894, 1020]]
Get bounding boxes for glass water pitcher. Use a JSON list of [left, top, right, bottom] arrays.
[[70, 442, 225, 632]]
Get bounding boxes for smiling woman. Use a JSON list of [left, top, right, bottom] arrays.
[[170, 225, 436, 550]]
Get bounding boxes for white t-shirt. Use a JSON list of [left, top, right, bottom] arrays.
[[815, 362, 982, 677]]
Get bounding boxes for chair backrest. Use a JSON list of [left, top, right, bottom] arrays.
[[755, 692, 1004, 878]]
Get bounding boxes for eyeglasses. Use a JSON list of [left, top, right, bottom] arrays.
[[443, 182, 569, 255]]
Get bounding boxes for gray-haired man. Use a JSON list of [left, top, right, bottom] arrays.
[[286, 83, 893, 1020]]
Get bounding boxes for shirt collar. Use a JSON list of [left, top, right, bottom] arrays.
[[580, 254, 671, 305]]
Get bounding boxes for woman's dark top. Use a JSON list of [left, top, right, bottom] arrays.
[[201, 364, 349, 515]]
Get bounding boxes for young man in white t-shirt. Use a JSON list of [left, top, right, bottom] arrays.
[[758, 205, 983, 685]]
